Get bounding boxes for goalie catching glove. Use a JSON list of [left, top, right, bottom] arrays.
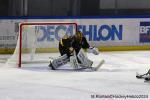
[[88, 47, 99, 55]]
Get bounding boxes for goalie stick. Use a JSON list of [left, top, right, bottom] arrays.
[[78, 59, 105, 71]]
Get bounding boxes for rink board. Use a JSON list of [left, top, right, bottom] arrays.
[[0, 16, 150, 53]]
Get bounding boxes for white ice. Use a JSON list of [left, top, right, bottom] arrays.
[[0, 51, 150, 100]]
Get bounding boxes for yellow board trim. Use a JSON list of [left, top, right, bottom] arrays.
[[0, 46, 150, 54]]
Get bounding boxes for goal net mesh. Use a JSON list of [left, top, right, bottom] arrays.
[[5, 22, 77, 67]]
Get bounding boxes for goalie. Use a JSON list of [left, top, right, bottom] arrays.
[[49, 31, 100, 70]]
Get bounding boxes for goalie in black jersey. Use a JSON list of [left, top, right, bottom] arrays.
[[49, 31, 99, 70], [59, 31, 91, 56]]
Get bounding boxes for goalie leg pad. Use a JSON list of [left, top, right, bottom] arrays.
[[70, 55, 80, 69], [77, 49, 93, 67], [50, 54, 69, 69], [69, 51, 80, 69]]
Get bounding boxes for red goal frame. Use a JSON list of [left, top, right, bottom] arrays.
[[19, 22, 78, 67]]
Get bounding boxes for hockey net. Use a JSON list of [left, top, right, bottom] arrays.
[[6, 22, 77, 67]]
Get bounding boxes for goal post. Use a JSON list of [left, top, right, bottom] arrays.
[[7, 22, 78, 68]]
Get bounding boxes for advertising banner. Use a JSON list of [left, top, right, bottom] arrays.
[[0, 17, 150, 53]]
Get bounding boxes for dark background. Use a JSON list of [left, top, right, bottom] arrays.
[[0, 0, 150, 16]]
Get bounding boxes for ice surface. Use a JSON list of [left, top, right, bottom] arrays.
[[0, 51, 150, 100]]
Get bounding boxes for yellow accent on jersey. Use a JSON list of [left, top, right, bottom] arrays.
[[60, 39, 64, 46]]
